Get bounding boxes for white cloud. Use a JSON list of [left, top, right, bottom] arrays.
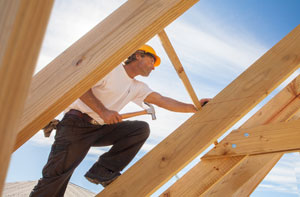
[[88, 147, 109, 156], [30, 131, 55, 146], [35, 0, 127, 73]]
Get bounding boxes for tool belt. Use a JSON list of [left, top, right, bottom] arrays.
[[43, 109, 100, 137]]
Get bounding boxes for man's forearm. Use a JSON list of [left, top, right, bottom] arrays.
[[145, 92, 197, 113], [79, 89, 107, 115], [157, 96, 197, 113]]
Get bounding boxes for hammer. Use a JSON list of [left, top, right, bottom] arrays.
[[121, 102, 156, 120]]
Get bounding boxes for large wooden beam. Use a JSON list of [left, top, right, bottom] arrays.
[[160, 75, 300, 196], [98, 26, 300, 196], [203, 112, 300, 159], [0, 0, 53, 194], [158, 29, 202, 109], [14, 0, 200, 151]]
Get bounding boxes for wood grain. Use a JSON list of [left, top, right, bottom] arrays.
[[0, 0, 53, 193]]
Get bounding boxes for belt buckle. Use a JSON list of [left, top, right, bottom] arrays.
[[90, 119, 99, 125]]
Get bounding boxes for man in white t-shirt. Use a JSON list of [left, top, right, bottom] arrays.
[[30, 45, 210, 196]]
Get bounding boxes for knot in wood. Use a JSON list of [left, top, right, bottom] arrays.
[[76, 58, 83, 66]]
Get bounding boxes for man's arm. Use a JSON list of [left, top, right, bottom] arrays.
[[80, 89, 122, 124], [144, 92, 210, 113]]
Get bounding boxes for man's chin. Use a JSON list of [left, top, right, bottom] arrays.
[[141, 72, 151, 77]]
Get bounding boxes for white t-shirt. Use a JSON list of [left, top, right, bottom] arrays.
[[65, 64, 154, 125]]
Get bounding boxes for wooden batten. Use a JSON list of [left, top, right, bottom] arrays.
[[99, 25, 300, 197], [0, 0, 53, 194]]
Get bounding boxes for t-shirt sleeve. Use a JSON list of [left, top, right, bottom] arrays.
[[93, 77, 106, 89], [132, 80, 154, 107]]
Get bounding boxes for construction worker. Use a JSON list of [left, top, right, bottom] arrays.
[[30, 45, 210, 196]]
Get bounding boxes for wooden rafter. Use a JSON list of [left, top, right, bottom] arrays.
[[160, 38, 300, 196], [13, 0, 200, 151], [99, 25, 300, 197], [0, 0, 53, 193]]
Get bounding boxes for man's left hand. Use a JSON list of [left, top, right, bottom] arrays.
[[200, 98, 212, 107]]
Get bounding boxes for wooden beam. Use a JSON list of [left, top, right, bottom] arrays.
[[201, 153, 282, 197], [158, 29, 202, 109], [0, 0, 53, 194], [160, 75, 300, 196], [98, 26, 300, 197], [203, 105, 300, 159], [13, 0, 200, 151]]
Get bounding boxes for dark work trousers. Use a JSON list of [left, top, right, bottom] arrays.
[[30, 113, 150, 197]]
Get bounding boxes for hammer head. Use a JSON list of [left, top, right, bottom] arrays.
[[144, 102, 156, 120]]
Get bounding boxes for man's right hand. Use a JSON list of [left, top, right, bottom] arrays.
[[100, 109, 122, 124], [80, 89, 123, 125]]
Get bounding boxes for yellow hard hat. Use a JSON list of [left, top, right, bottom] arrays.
[[138, 45, 161, 67]]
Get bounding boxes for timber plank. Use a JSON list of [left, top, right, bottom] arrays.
[[0, 0, 53, 193], [99, 26, 300, 197], [14, 0, 200, 151]]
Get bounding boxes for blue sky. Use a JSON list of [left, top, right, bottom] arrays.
[[5, 0, 300, 196]]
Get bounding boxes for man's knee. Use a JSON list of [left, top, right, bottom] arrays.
[[134, 121, 150, 139]]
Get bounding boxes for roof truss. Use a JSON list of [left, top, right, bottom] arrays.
[[1, 1, 300, 196]]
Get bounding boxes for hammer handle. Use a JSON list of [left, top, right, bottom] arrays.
[[121, 110, 147, 119]]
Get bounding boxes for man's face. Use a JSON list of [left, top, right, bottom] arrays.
[[136, 53, 155, 77]]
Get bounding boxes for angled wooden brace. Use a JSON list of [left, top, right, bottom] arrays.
[[158, 29, 202, 109], [13, 0, 200, 151], [160, 28, 300, 196], [203, 118, 300, 158], [99, 25, 300, 196], [0, 0, 53, 193]]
